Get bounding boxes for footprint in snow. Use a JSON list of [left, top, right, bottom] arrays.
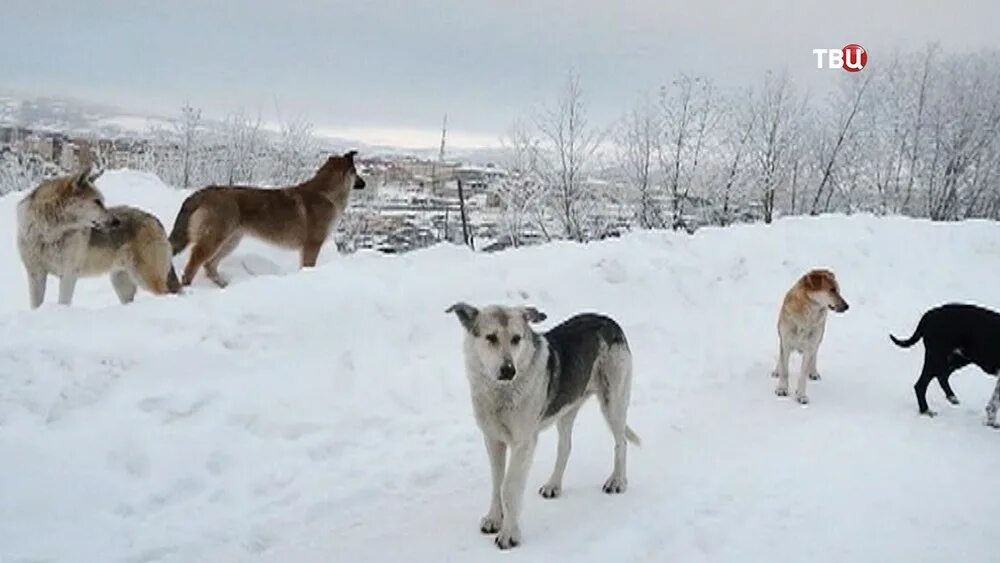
[[595, 258, 628, 284]]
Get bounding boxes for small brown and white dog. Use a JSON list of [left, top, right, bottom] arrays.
[[772, 269, 849, 404]]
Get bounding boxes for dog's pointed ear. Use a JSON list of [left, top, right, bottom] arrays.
[[446, 302, 479, 333], [344, 150, 358, 161], [72, 166, 92, 191], [521, 306, 547, 324], [87, 167, 104, 183]]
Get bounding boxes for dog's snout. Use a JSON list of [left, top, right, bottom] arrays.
[[840, 302, 850, 312], [499, 362, 516, 381], [354, 176, 366, 190]]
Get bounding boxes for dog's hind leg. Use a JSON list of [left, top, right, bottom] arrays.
[[984, 377, 1000, 428], [57, 274, 77, 306], [480, 437, 506, 535], [181, 211, 233, 287], [938, 352, 970, 405], [598, 347, 633, 494], [204, 233, 242, 288], [110, 270, 138, 304], [539, 403, 582, 499], [915, 349, 947, 417], [496, 438, 537, 550], [183, 232, 230, 287], [182, 241, 214, 286], [796, 347, 818, 404], [937, 373, 961, 405]]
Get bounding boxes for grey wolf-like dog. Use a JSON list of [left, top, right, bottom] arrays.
[[17, 166, 180, 308]]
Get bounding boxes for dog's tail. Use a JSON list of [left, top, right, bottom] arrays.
[[625, 425, 641, 447], [168, 191, 205, 255], [890, 317, 924, 348]]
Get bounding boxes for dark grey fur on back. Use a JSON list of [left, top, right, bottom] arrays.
[[541, 313, 628, 420], [88, 206, 161, 250]]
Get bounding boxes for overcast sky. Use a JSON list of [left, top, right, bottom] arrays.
[[2, 0, 998, 148]]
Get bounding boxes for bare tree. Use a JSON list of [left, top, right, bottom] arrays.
[[217, 109, 263, 185], [714, 90, 757, 225], [809, 70, 874, 214], [271, 117, 316, 185], [172, 103, 202, 189], [617, 93, 663, 228], [498, 120, 546, 245], [751, 71, 801, 224], [659, 75, 720, 230], [0, 149, 57, 195], [535, 72, 604, 241]]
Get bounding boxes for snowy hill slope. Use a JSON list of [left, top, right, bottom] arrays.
[[1, 172, 1000, 562]]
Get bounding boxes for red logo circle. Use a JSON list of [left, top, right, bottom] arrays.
[[842, 44, 867, 72]]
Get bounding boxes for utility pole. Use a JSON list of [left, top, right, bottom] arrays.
[[430, 114, 447, 195], [457, 178, 471, 248]]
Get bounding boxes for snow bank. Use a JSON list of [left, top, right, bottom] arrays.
[[1, 171, 999, 562]]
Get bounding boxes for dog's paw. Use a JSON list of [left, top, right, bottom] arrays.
[[795, 393, 810, 405], [921, 409, 938, 418], [480, 515, 502, 534], [775, 385, 789, 397], [947, 395, 960, 405], [539, 484, 561, 499], [494, 528, 520, 550], [985, 418, 1000, 429], [602, 476, 627, 494], [809, 372, 821, 381]]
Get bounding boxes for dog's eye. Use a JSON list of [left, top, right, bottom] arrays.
[[510, 335, 522, 346], [485, 334, 499, 345]]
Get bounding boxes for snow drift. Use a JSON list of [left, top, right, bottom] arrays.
[[1, 171, 999, 563]]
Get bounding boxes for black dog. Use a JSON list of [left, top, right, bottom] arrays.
[[890, 303, 1000, 424]]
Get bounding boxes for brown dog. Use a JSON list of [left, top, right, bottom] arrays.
[[169, 151, 365, 287], [772, 269, 849, 404]]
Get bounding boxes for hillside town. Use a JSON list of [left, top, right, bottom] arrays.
[[0, 122, 555, 253]]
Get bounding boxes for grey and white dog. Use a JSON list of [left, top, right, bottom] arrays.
[[446, 303, 640, 550]]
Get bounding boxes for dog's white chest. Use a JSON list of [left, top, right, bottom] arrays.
[[19, 230, 88, 274], [783, 317, 825, 352], [469, 382, 545, 444]]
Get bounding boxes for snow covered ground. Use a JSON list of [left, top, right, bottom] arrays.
[[1, 171, 999, 563]]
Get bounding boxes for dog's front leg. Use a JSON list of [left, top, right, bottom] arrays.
[[300, 241, 323, 268], [25, 267, 47, 309], [57, 274, 78, 306], [984, 377, 1000, 428], [496, 437, 537, 550], [796, 346, 816, 404], [540, 404, 581, 499], [480, 436, 506, 534], [808, 324, 825, 380], [774, 341, 791, 397]]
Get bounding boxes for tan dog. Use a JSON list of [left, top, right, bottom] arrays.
[[17, 167, 181, 308], [772, 269, 849, 404], [168, 151, 366, 287]]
